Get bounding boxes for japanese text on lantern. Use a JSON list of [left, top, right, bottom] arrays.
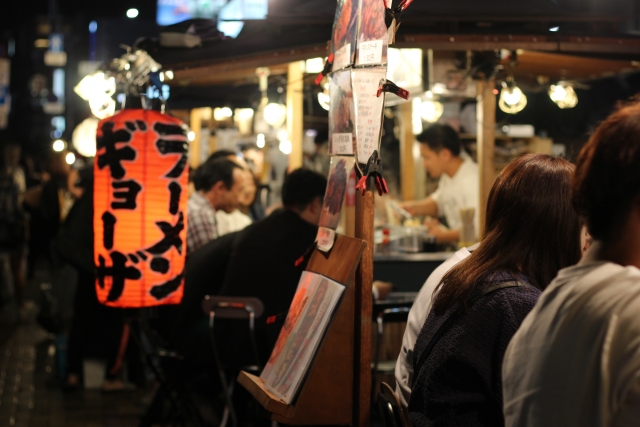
[[94, 110, 189, 308]]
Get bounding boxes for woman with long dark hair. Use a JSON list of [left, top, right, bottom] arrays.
[[408, 153, 582, 427]]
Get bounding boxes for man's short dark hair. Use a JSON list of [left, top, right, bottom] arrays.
[[282, 168, 327, 211], [416, 124, 461, 157], [196, 158, 242, 192], [206, 149, 237, 163], [573, 103, 640, 242]]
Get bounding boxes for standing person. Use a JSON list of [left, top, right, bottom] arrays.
[[0, 142, 27, 312], [186, 158, 244, 255], [399, 124, 479, 244], [408, 154, 582, 427], [503, 104, 640, 427]]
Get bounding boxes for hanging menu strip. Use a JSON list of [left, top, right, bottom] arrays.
[[334, 43, 351, 71], [358, 40, 383, 65], [352, 68, 387, 164]]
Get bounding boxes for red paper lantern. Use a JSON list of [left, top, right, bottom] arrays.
[[94, 108, 189, 307]]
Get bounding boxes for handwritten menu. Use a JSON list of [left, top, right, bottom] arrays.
[[358, 40, 383, 65], [328, 70, 355, 156], [334, 43, 351, 71], [352, 68, 386, 164]]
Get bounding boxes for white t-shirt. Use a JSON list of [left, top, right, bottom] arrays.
[[503, 242, 640, 427], [215, 209, 252, 237], [430, 156, 479, 238], [394, 245, 475, 408]]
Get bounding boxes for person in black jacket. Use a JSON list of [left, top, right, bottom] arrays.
[[219, 168, 327, 363], [408, 154, 583, 427]]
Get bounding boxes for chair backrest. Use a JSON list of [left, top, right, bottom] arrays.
[[202, 295, 265, 372], [376, 306, 410, 335], [202, 295, 264, 319], [378, 382, 410, 427]]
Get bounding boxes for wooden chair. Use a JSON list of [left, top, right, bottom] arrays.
[[377, 382, 410, 427], [202, 296, 264, 427]]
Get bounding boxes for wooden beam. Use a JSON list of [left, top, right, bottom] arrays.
[[354, 179, 374, 427], [476, 80, 496, 238], [399, 102, 416, 202], [287, 61, 304, 171], [189, 108, 202, 169]]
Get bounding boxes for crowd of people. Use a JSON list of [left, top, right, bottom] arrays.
[[1, 101, 640, 427]]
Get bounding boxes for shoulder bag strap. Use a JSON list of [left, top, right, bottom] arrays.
[[412, 280, 526, 384]]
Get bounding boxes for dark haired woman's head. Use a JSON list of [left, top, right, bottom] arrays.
[[433, 154, 582, 314], [573, 102, 640, 243]]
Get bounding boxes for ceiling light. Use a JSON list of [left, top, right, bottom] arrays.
[[419, 92, 444, 123], [74, 72, 117, 119], [279, 139, 292, 155], [263, 103, 287, 128], [317, 90, 330, 111], [549, 83, 578, 109], [127, 8, 139, 18], [213, 107, 233, 121], [305, 57, 325, 74], [256, 133, 265, 149], [65, 152, 76, 165], [52, 139, 66, 152], [549, 26, 559, 32], [498, 80, 527, 114], [72, 118, 99, 157]]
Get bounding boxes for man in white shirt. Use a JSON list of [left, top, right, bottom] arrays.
[[502, 103, 640, 427], [400, 124, 479, 244]]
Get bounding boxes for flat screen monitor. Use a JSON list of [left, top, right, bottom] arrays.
[[157, 0, 268, 37]]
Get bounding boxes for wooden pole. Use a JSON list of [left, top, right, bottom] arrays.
[[476, 79, 496, 237], [354, 177, 374, 427], [399, 102, 416, 201], [287, 61, 304, 171], [189, 108, 202, 168]]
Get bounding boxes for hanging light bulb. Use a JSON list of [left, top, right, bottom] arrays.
[[419, 92, 444, 123], [74, 71, 117, 119], [263, 103, 287, 128], [549, 82, 578, 109], [72, 118, 99, 157], [317, 89, 330, 111], [499, 79, 528, 114], [256, 133, 265, 149], [279, 139, 292, 155]]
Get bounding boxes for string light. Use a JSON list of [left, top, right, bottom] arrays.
[[549, 82, 578, 109], [498, 79, 527, 114]]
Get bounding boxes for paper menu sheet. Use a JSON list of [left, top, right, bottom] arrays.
[[356, 0, 388, 66], [328, 70, 355, 156], [352, 68, 387, 164], [260, 271, 345, 404], [332, 0, 358, 71]]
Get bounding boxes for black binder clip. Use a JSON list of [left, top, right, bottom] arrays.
[[355, 151, 389, 196], [377, 78, 410, 100], [315, 53, 334, 86]]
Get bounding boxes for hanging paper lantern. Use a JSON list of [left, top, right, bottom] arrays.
[[94, 108, 189, 307]]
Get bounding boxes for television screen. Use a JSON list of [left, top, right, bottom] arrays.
[[157, 0, 268, 37]]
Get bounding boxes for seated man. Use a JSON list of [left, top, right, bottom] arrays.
[[187, 158, 244, 255], [219, 168, 327, 363]]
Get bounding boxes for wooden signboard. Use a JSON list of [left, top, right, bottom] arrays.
[[238, 234, 367, 425]]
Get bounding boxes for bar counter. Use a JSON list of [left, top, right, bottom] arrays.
[[374, 251, 454, 293]]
